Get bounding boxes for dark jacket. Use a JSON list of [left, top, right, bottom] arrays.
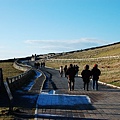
[[81, 69, 91, 83], [91, 67, 101, 80], [66, 66, 76, 81]]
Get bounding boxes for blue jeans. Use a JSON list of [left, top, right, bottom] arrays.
[[93, 79, 98, 90]]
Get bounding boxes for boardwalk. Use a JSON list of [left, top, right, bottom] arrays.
[[35, 67, 120, 120], [2, 67, 119, 120]]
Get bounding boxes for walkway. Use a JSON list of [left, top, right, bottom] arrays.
[[6, 67, 120, 120], [35, 67, 120, 120]]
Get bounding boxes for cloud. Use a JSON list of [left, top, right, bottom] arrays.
[[25, 39, 71, 45], [24, 38, 107, 53], [79, 38, 106, 44], [25, 38, 106, 44], [0, 38, 108, 60]]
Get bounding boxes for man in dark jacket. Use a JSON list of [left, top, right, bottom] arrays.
[[66, 64, 76, 91], [81, 65, 91, 91], [91, 64, 101, 90], [64, 65, 67, 77]]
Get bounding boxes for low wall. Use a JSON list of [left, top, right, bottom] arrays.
[[6, 58, 47, 92], [6, 58, 35, 91], [6, 69, 36, 91], [13, 59, 32, 71]]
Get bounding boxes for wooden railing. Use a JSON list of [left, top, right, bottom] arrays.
[[6, 58, 35, 91], [6, 69, 36, 91], [48, 55, 120, 62]]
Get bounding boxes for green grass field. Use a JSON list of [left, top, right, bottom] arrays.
[[0, 62, 23, 81], [0, 62, 23, 119]]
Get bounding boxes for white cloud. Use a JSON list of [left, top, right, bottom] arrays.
[[22, 38, 110, 56], [25, 38, 105, 54], [79, 38, 106, 44], [0, 38, 109, 60], [25, 38, 106, 44], [25, 40, 66, 44], [25, 38, 106, 49]]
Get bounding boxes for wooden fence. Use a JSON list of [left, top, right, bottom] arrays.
[[6, 58, 35, 91], [6, 69, 36, 91], [48, 55, 120, 62]]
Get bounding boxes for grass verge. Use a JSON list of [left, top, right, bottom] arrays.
[[0, 62, 23, 81]]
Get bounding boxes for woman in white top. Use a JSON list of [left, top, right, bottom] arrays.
[[59, 66, 63, 77]]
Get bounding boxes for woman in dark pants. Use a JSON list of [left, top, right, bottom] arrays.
[[81, 65, 91, 91]]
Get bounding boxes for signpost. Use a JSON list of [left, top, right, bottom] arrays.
[[0, 68, 13, 113], [4, 82, 13, 112], [4, 82, 13, 101], [0, 68, 3, 88]]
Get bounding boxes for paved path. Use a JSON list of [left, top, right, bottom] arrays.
[[8, 67, 120, 120], [35, 67, 120, 120]]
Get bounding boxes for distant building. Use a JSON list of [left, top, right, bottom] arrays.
[[31, 54, 36, 61]]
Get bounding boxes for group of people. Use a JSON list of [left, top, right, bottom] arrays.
[[81, 64, 101, 91], [59, 64, 79, 77], [34, 61, 45, 69], [59, 64, 101, 91], [59, 64, 79, 91]]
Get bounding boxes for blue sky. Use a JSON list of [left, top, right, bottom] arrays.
[[0, 0, 120, 60]]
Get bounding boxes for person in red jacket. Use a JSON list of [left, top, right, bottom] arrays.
[[91, 64, 101, 90], [81, 65, 91, 91]]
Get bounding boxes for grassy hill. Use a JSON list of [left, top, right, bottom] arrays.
[[46, 42, 120, 87], [53, 42, 120, 59], [0, 62, 23, 81]]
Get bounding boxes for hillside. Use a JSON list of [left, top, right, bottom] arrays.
[[46, 42, 120, 87], [54, 42, 120, 59]]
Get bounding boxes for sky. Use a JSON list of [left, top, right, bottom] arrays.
[[0, 0, 120, 60]]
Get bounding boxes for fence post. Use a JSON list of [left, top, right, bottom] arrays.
[[4, 82, 13, 113], [0, 68, 6, 93]]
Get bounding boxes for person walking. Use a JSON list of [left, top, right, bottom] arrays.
[[59, 66, 64, 77], [64, 65, 67, 77], [66, 64, 76, 91], [81, 65, 91, 91], [91, 64, 101, 90], [74, 64, 79, 77]]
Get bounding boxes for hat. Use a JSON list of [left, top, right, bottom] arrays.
[[94, 64, 98, 67]]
